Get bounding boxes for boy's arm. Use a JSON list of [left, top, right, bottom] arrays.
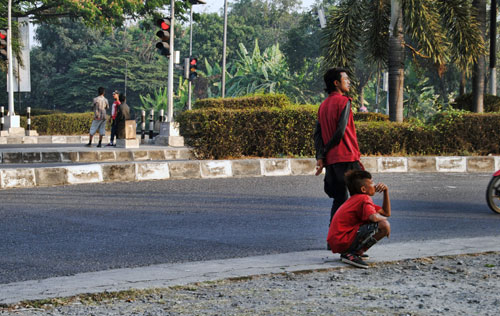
[[375, 183, 391, 217]]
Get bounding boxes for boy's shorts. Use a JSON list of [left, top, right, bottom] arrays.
[[89, 119, 106, 136], [346, 222, 379, 253]]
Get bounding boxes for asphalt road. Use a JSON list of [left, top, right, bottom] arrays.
[[0, 173, 497, 284]]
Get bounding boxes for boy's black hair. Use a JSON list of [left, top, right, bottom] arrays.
[[345, 170, 372, 195], [324, 68, 348, 94], [98, 87, 106, 95], [119, 93, 126, 102]]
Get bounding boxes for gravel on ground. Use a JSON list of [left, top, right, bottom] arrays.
[[1, 252, 499, 316]]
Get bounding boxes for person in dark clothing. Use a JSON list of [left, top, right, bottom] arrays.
[[314, 68, 363, 229], [115, 93, 131, 139]]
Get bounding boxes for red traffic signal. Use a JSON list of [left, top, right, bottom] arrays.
[[0, 29, 7, 61], [189, 57, 198, 81], [156, 18, 171, 56]]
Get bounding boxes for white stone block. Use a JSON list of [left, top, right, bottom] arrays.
[[0, 168, 36, 189], [136, 162, 170, 180], [51, 136, 67, 144], [116, 139, 140, 148], [436, 157, 466, 172], [377, 157, 408, 173], [261, 159, 291, 176], [201, 161, 232, 178], [66, 165, 103, 184]]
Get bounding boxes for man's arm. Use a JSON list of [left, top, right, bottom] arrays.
[[313, 121, 325, 176], [375, 183, 391, 217]]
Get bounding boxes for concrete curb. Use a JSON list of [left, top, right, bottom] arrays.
[[1, 236, 499, 304], [0, 147, 192, 164], [0, 156, 499, 190]]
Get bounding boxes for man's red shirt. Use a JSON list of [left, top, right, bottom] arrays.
[[318, 92, 360, 165], [327, 194, 381, 254]]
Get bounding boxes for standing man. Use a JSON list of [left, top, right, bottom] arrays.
[[314, 68, 362, 229], [115, 93, 131, 139], [86, 87, 109, 147], [106, 90, 121, 146]]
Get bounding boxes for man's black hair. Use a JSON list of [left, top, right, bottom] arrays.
[[324, 68, 348, 94], [345, 170, 372, 195], [98, 87, 105, 95], [119, 93, 126, 103]]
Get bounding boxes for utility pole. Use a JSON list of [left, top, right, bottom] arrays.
[[222, 0, 228, 98]]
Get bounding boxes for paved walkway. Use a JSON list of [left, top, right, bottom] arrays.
[[1, 235, 499, 305]]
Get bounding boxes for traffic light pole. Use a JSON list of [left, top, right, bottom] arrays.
[[167, 0, 175, 123], [188, 6, 193, 110]]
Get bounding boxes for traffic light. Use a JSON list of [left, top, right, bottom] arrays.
[[189, 57, 198, 81], [155, 18, 171, 56], [0, 29, 7, 61]]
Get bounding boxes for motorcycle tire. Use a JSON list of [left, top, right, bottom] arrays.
[[486, 176, 500, 214]]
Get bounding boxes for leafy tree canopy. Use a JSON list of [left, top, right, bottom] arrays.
[[0, 0, 192, 29]]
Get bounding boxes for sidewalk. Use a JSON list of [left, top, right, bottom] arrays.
[[1, 236, 500, 306]]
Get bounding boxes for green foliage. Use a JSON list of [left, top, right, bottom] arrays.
[[20, 113, 97, 135], [431, 111, 500, 155], [1, 1, 189, 29], [178, 93, 500, 158], [224, 41, 321, 104], [25, 20, 171, 114], [403, 63, 441, 120], [451, 93, 500, 112], [177, 105, 317, 159], [193, 94, 291, 110], [353, 112, 389, 122]]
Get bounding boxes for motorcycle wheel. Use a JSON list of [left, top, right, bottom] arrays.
[[486, 176, 500, 214]]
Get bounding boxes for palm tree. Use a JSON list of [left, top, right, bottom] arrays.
[[323, 0, 484, 122], [489, 0, 497, 96], [472, 0, 486, 112]]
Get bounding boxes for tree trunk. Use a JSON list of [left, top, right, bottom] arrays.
[[489, 0, 497, 95], [388, 0, 404, 122], [472, 0, 486, 112], [359, 85, 365, 109], [459, 72, 466, 96]]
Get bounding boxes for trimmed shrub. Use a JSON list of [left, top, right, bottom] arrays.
[[20, 112, 108, 135], [178, 100, 500, 158], [451, 93, 500, 112], [177, 105, 317, 159], [431, 111, 500, 155], [354, 112, 389, 122], [193, 94, 291, 110]]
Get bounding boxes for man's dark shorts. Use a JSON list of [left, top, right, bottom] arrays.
[[346, 222, 379, 253]]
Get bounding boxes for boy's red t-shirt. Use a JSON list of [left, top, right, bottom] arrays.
[[327, 194, 381, 254]]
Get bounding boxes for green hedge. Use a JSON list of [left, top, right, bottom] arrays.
[[193, 94, 291, 110], [178, 94, 500, 158], [452, 93, 500, 112], [177, 105, 317, 159], [19, 112, 108, 135]]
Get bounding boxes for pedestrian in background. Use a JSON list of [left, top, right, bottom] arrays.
[[314, 68, 363, 233], [106, 90, 121, 146], [115, 93, 131, 140], [86, 87, 109, 148]]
